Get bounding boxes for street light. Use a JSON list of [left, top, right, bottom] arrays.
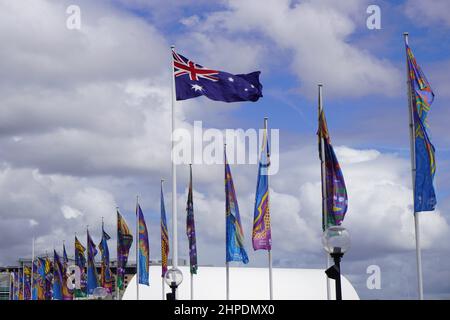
[[322, 226, 351, 300], [164, 267, 183, 300]]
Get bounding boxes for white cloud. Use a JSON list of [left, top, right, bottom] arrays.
[[405, 0, 450, 28], [182, 0, 402, 97]]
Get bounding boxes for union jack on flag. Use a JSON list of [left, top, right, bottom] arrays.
[[172, 49, 263, 103]]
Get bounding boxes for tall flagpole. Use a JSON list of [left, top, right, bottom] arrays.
[[116, 207, 120, 301], [318, 84, 332, 300], [161, 179, 166, 301], [170, 45, 180, 298], [31, 237, 35, 300], [225, 143, 230, 301], [135, 196, 140, 300], [21, 258, 25, 300], [404, 32, 424, 300], [264, 117, 273, 300]]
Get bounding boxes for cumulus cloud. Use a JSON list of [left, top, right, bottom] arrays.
[[180, 0, 402, 97], [405, 0, 450, 28], [0, 0, 448, 300]]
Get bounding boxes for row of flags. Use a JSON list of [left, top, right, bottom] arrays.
[[8, 36, 436, 300]]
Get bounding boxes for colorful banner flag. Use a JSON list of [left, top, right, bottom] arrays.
[[161, 184, 170, 278], [318, 110, 348, 230], [406, 43, 437, 212], [52, 250, 64, 300], [172, 49, 263, 102], [87, 230, 99, 294], [186, 166, 198, 274], [36, 258, 48, 300], [117, 211, 133, 291], [23, 265, 31, 300], [225, 150, 249, 264], [61, 244, 73, 300], [137, 204, 150, 285], [18, 268, 23, 300], [252, 124, 272, 251], [74, 236, 87, 297], [98, 225, 113, 293], [31, 260, 38, 300]]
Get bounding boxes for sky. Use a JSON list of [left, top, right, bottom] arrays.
[[0, 0, 449, 299]]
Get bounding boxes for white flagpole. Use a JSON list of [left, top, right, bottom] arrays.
[[224, 144, 230, 301], [161, 178, 165, 301], [190, 272, 194, 300], [22, 261, 25, 300], [31, 237, 35, 300], [404, 32, 424, 300], [318, 84, 332, 300], [226, 262, 230, 300], [263, 117, 273, 300], [116, 207, 120, 301], [170, 45, 179, 272], [135, 196, 140, 300]]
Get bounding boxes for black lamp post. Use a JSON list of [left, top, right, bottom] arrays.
[[322, 226, 350, 301], [164, 267, 183, 300]]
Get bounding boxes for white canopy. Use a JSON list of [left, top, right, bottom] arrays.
[[123, 266, 359, 300]]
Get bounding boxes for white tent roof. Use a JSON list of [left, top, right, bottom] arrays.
[[123, 266, 359, 300]]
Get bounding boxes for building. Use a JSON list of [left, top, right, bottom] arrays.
[[123, 266, 360, 300]]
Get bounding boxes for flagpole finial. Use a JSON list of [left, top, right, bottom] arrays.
[[171, 45, 175, 50], [318, 83, 323, 87], [403, 32, 409, 44]]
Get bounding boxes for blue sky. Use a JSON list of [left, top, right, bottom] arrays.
[[0, 0, 449, 300]]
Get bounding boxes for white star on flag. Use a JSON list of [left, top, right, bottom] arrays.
[[191, 84, 204, 92], [228, 77, 234, 82]]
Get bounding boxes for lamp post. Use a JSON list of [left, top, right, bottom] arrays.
[[322, 226, 351, 300], [164, 267, 183, 300]]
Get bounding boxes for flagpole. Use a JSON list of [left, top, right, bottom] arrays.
[[404, 32, 424, 300], [161, 178, 166, 301], [318, 84, 332, 300], [135, 195, 139, 300], [22, 260, 25, 300], [116, 207, 120, 301], [170, 45, 179, 280], [224, 143, 230, 301], [30, 237, 35, 300], [263, 117, 274, 300]]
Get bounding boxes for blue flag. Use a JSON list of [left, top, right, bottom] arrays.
[[87, 230, 99, 294], [406, 43, 436, 212], [225, 149, 249, 264], [173, 50, 263, 102], [137, 204, 150, 285], [52, 250, 63, 300]]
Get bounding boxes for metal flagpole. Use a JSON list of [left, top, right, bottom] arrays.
[[264, 117, 273, 300], [190, 271, 194, 300], [135, 196, 139, 300], [31, 237, 35, 300], [224, 143, 230, 300], [404, 32, 424, 300], [318, 84, 332, 300], [22, 260, 25, 300], [226, 262, 229, 300], [170, 45, 179, 277], [116, 207, 120, 301], [161, 179, 169, 300]]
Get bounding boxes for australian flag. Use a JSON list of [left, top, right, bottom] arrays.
[[173, 50, 263, 102]]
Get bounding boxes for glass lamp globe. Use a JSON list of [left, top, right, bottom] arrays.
[[164, 267, 183, 287], [92, 287, 109, 300], [322, 226, 351, 254]]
